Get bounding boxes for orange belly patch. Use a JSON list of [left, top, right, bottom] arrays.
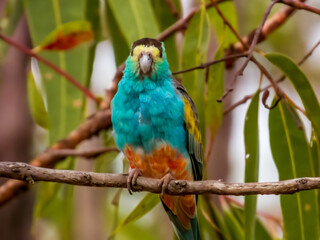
[[124, 144, 196, 229], [124, 144, 192, 181]]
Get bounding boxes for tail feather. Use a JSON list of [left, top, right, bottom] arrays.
[[161, 199, 201, 240]]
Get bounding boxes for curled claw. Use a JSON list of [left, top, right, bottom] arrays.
[[127, 168, 142, 195], [159, 173, 173, 199]]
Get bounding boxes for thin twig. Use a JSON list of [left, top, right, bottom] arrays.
[[223, 93, 257, 115], [219, 0, 279, 102], [212, 1, 284, 107], [298, 40, 320, 65], [279, 0, 320, 15], [1, 162, 320, 196], [157, 0, 227, 42], [211, 0, 248, 49], [224, 39, 320, 115], [0, 33, 99, 103], [229, 0, 306, 55], [283, 94, 306, 116], [156, 8, 197, 41], [251, 58, 282, 95], [47, 146, 119, 159], [172, 52, 248, 75], [165, 0, 180, 19]]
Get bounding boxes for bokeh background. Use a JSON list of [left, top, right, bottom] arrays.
[[0, 0, 320, 239]]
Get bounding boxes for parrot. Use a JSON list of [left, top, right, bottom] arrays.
[[111, 38, 203, 240]]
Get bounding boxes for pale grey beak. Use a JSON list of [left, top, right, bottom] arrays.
[[139, 52, 152, 74]]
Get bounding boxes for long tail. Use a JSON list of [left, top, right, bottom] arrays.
[[161, 195, 201, 240]]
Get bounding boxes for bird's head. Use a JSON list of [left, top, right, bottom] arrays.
[[126, 38, 169, 80]]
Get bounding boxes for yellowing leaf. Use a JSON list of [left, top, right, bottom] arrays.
[[36, 20, 93, 51]]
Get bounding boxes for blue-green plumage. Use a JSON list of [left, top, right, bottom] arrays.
[[111, 38, 202, 240], [112, 44, 186, 155]]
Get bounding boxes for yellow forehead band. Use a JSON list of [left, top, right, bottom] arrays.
[[132, 45, 161, 60]]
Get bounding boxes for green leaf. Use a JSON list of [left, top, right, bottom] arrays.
[[86, 0, 104, 42], [198, 196, 230, 239], [85, 0, 101, 88], [1, 0, 24, 36], [265, 53, 320, 139], [107, 0, 159, 45], [27, 72, 50, 129], [255, 218, 273, 240], [153, 0, 181, 27], [228, 201, 273, 240], [24, 0, 89, 143], [205, 45, 225, 147], [109, 189, 123, 240], [105, 1, 131, 66], [182, 6, 211, 140], [310, 136, 320, 177], [0, 0, 23, 60], [24, 1, 89, 239], [223, 206, 245, 240], [151, 0, 180, 72], [269, 100, 320, 240], [33, 159, 75, 240], [244, 91, 260, 240], [207, 1, 238, 47], [111, 193, 160, 236]]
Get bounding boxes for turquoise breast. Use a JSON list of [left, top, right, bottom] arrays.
[[111, 60, 186, 155]]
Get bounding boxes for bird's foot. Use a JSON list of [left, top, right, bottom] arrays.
[[127, 168, 142, 195], [159, 172, 173, 199]]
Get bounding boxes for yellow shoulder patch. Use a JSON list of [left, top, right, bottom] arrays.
[[183, 97, 201, 143]]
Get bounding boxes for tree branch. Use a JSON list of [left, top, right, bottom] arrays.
[[219, 0, 279, 102], [44, 146, 119, 159], [0, 162, 320, 196], [211, 0, 248, 49], [229, 0, 306, 55], [171, 0, 308, 80], [0, 109, 112, 205]]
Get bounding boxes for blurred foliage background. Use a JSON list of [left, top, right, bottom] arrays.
[[0, 0, 320, 239]]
